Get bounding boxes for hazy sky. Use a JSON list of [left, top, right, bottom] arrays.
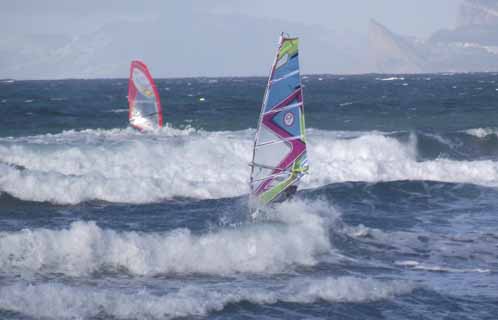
[[3, 0, 461, 38], [0, 0, 465, 78], [210, 0, 461, 38]]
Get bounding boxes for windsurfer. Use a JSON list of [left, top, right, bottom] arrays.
[[282, 185, 297, 200]]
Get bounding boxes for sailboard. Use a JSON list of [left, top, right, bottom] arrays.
[[128, 60, 163, 131], [249, 33, 309, 208]]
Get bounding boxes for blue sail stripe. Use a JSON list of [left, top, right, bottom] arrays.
[[272, 54, 299, 80], [264, 72, 300, 112]]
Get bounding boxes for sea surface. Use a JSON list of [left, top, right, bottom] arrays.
[[1, 74, 498, 319]]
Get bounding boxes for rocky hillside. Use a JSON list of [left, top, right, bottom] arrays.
[[370, 0, 498, 73]]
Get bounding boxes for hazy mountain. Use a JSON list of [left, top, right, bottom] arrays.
[[369, 0, 498, 73], [0, 11, 368, 79], [368, 20, 427, 73], [4, 1, 498, 78], [457, 0, 498, 27]]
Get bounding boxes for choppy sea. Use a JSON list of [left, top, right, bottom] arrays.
[[1, 73, 498, 319]]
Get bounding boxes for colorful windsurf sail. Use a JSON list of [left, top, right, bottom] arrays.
[[249, 33, 309, 207], [128, 60, 163, 131]]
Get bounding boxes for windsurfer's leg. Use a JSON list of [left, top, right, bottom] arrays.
[[286, 185, 297, 198]]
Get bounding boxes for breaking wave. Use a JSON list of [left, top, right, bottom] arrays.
[[0, 277, 415, 319], [308, 131, 498, 188], [0, 200, 333, 276], [464, 127, 498, 138], [1, 127, 498, 204]]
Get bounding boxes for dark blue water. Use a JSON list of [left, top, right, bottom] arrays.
[[1, 74, 498, 319]]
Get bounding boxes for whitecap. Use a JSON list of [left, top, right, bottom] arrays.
[[2, 129, 498, 204], [0, 277, 415, 319], [0, 200, 334, 276]]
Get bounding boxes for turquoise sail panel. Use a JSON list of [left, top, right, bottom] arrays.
[[272, 105, 302, 137], [272, 54, 299, 80], [264, 72, 300, 112]]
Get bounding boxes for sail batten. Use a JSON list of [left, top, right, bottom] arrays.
[[250, 162, 286, 171], [255, 136, 305, 148], [271, 70, 300, 83], [128, 60, 163, 131], [249, 34, 309, 207], [263, 102, 303, 115], [251, 172, 291, 183]]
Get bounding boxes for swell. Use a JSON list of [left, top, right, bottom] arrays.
[[416, 129, 498, 161], [1, 127, 498, 204]]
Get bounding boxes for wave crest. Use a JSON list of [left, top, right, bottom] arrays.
[[0, 200, 333, 276], [1, 128, 498, 204], [0, 277, 415, 319]]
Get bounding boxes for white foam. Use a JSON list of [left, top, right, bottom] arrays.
[[339, 101, 354, 107], [424, 132, 455, 147], [307, 132, 498, 188], [2, 128, 498, 204], [108, 108, 128, 113], [344, 223, 385, 239], [0, 200, 333, 276], [395, 260, 490, 273], [0, 127, 249, 203], [283, 276, 414, 303], [464, 127, 498, 138], [376, 77, 405, 81], [0, 277, 414, 319]]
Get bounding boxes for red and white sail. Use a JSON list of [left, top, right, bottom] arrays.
[[128, 60, 163, 131]]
